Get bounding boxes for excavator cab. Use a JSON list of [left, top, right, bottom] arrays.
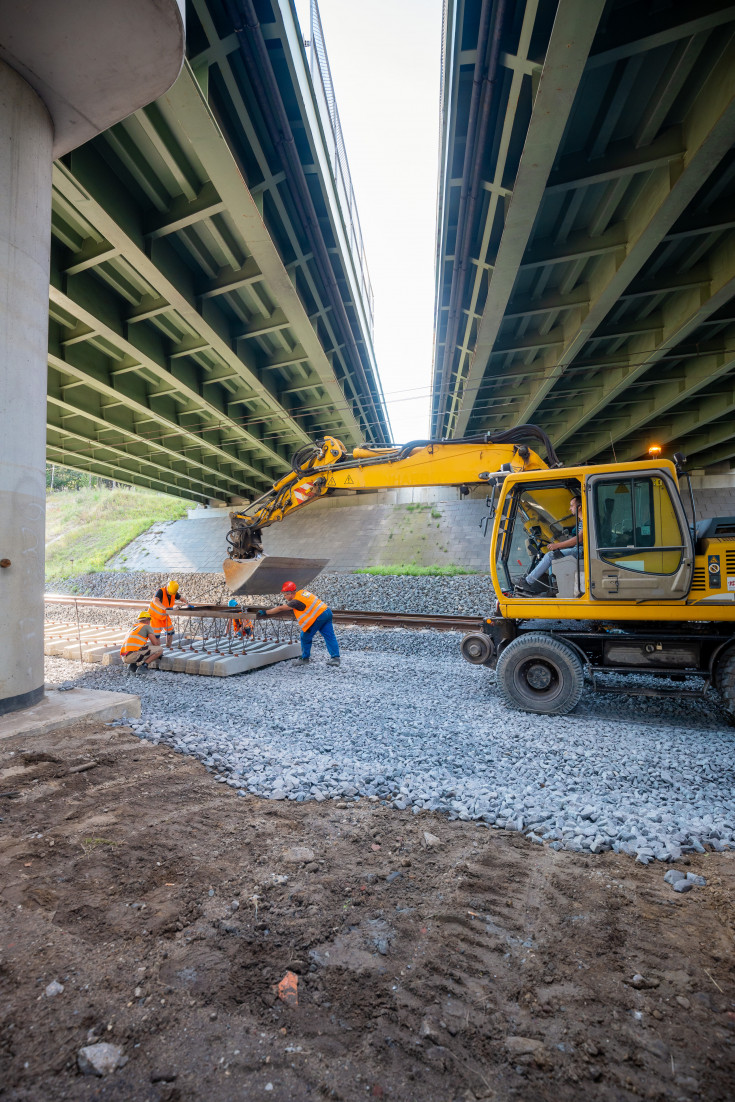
[[493, 463, 696, 607]]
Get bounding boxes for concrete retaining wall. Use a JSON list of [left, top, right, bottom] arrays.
[[105, 479, 735, 575]]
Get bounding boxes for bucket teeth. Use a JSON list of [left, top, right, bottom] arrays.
[[222, 555, 329, 596]]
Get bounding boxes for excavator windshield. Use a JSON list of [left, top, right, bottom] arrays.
[[497, 483, 580, 592]]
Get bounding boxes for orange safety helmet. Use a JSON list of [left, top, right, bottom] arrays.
[[281, 580, 297, 593]]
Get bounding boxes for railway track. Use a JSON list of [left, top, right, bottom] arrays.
[[44, 594, 481, 633]]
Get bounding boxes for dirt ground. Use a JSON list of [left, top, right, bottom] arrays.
[[0, 722, 733, 1102]]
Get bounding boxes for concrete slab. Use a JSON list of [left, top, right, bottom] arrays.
[[0, 688, 141, 741], [48, 620, 296, 677], [208, 641, 301, 675]]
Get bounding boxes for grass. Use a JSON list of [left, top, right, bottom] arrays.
[[354, 564, 477, 577], [46, 487, 192, 579]]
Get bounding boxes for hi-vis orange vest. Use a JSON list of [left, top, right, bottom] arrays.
[[233, 618, 253, 634], [291, 589, 328, 631], [149, 588, 175, 631], [120, 623, 151, 656]]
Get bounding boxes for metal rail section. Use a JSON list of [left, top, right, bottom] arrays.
[[47, 0, 390, 506], [432, 0, 735, 471], [44, 594, 480, 633]]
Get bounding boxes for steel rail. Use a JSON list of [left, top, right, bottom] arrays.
[[44, 594, 481, 633]]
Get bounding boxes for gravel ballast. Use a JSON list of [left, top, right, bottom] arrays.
[[44, 572, 735, 864], [46, 569, 497, 617]]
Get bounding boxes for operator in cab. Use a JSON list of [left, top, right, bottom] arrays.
[[257, 582, 340, 667], [148, 579, 194, 646], [516, 493, 584, 596], [228, 598, 253, 640], [120, 610, 163, 674]]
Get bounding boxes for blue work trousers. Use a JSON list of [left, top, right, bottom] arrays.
[[527, 544, 582, 584], [301, 608, 340, 659]]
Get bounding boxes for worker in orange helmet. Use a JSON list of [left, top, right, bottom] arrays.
[[257, 581, 340, 667], [148, 579, 195, 646]]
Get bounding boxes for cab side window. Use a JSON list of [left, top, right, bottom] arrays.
[[593, 477, 683, 574]]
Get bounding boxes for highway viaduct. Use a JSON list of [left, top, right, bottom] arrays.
[[3, 0, 735, 716], [432, 0, 735, 472]]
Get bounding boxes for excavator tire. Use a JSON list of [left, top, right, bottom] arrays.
[[495, 632, 584, 716], [715, 649, 735, 725]]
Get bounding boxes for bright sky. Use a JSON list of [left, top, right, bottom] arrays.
[[294, 0, 443, 444]]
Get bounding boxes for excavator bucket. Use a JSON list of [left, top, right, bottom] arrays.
[[222, 555, 329, 596]]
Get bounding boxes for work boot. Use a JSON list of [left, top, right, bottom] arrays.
[[515, 578, 546, 596], [326, 657, 341, 667], [127, 663, 138, 676], [136, 663, 149, 675], [292, 657, 310, 667]]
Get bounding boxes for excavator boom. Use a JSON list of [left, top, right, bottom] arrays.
[[223, 425, 559, 594]]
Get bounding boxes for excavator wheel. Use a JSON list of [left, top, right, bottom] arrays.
[[495, 632, 584, 716], [715, 649, 735, 725]]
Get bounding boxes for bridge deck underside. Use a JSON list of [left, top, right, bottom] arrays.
[[47, 0, 388, 504], [433, 0, 735, 471]]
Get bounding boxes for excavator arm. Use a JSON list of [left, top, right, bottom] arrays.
[[223, 425, 560, 594]]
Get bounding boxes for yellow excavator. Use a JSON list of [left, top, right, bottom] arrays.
[[223, 427, 735, 720]]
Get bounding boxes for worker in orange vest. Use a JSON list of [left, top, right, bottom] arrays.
[[258, 581, 340, 667], [120, 610, 163, 674], [228, 598, 253, 640], [148, 580, 193, 646]]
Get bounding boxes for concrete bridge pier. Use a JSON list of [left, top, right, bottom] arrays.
[[0, 0, 185, 716], [0, 60, 53, 715]]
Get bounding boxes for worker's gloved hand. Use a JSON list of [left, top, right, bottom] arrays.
[[256, 609, 268, 619]]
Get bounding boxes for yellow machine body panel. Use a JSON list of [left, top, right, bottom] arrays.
[[491, 462, 735, 625]]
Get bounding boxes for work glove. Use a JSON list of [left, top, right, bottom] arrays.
[[256, 609, 268, 619]]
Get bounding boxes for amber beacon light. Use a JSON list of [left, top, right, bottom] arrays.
[[648, 444, 662, 458]]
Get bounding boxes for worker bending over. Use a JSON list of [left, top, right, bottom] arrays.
[[228, 598, 253, 640], [258, 581, 340, 667], [120, 610, 163, 674], [517, 494, 583, 596], [148, 579, 192, 646]]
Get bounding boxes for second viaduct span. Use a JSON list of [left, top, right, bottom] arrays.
[[432, 0, 735, 472]]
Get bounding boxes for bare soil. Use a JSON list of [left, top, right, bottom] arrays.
[[1, 722, 733, 1102]]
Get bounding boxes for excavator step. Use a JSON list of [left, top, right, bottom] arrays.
[[222, 554, 328, 596]]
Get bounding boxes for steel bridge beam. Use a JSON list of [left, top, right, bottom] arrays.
[[509, 35, 735, 429], [452, 0, 607, 437]]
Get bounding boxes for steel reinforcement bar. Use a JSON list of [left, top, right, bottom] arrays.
[[44, 595, 481, 633]]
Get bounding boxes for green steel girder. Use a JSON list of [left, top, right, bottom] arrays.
[[46, 442, 203, 501], [48, 348, 267, 498], [187, 0, 386, 443], [447, 0, 608, 437], [536, 235, 735, 446], [49, 276, 277, 487], [46, 421, 214, 503], [500, 36, 735, 431], [53, 151, 303, 468], [435, 0, 735, 470], [586, 368, 735, 464], [46, 1, 387, 498], [47, 391, 243, 500], [685, 435, 735, 467]]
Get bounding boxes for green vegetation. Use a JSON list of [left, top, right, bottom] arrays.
[[46, 486, 192, 579], [354, 564, 477, 577]]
